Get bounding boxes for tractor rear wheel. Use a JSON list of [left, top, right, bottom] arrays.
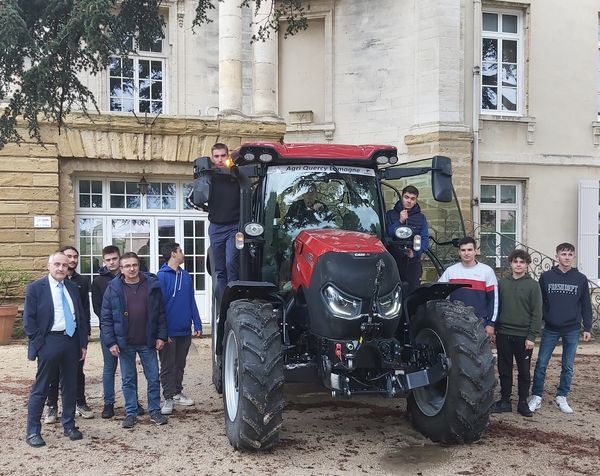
[[407, 300, 495, 444], [222, 299, 284, 451]]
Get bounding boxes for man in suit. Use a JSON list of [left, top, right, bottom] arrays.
[[44, 245, 93, 423], [23, 252, 89, 447]]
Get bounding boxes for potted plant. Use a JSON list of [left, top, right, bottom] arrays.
[[0, 266, 30, 345]]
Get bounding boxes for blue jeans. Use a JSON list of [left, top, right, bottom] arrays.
[[208, 222, 239, 301], [101, 342, 118, 405], [531, 328, 580, 398], [119, 346, 160, 416]]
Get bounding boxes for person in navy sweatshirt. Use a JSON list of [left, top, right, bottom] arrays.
[[386, 185, 429, 293], [157, 242, 202, 415], [528, 242, 592, 414]]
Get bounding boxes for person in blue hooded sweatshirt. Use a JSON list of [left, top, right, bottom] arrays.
[[386, 185, 429, 293], [157, 242, 202, 415]]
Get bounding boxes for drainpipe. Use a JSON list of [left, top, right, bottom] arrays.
[[472, 0, 482, 234]]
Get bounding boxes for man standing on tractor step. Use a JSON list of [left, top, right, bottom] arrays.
[[491, 249, 542, 417], [528, 242, 592, 414], [157, 242, 202, 415], [43, 245, 92, 424], [438, 236, 498, 337], [385, 185, 429, 293], [207, 142, 240, 302], [101, 252, 168, 428]]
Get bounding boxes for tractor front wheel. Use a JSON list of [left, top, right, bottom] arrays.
[[407, 300, 495, 444]]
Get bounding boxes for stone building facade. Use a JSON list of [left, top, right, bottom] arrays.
[[2, 0, 600, 323]]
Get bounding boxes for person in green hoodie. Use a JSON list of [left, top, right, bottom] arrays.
[[491, 249, 542, 417]]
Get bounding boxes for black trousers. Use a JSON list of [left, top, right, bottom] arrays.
[[392, 252, 422, 295], [26, 333, 79, 436], [496, 333, 533, 402], [46, 358, 86, 407], [159, 335, 192, 399]]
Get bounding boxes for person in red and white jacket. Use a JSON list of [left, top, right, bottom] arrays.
[[438, 236, 498, 337]]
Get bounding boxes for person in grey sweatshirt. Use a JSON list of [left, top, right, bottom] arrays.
[[491, 249, 542, 417]]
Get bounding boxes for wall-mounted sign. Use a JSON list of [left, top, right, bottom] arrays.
[[34, 216, 52, 228]]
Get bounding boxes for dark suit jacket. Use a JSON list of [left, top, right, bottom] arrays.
[[23, 276, 89, 361]]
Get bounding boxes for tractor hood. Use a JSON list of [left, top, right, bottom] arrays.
[[294, 229, 387, 256]]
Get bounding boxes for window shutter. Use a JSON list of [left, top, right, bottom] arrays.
[[578, 180, 599, 280]]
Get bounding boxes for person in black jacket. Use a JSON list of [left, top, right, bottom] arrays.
[[207, 143, 240, 302], [43, 246, 92, 423], [528, 243, 593, 414], [101, 252, 168, 428]]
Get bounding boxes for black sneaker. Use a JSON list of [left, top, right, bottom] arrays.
[[150, 410, 168, 426], [122, 414, 137, 429], [490, 399, 512, 413], [517, 400, 533, 417], [76, 403, 94, 419], [101, 403, 115, 419], [136, 402, 146, 416]]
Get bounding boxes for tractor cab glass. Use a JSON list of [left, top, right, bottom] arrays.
[[261, 165, 383, 288]]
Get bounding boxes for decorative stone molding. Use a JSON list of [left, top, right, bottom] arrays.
[[592, 122, 600, 146]]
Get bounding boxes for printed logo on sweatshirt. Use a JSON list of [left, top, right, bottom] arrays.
[[547, 283, 578, 294]]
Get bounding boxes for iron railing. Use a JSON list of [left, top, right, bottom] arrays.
[[468, 222, 599, 334]]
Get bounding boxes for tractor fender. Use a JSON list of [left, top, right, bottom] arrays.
[[215, 281, 279, 354], [404, 282, 471, 321]]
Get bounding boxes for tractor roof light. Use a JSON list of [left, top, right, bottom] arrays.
[[258, 153, 274, 163], [376, 155, 389, 165], [243, 152, 255, 162], [389, 155, 399, 164]]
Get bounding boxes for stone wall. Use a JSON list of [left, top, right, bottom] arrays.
[[0, 114, 285, 279]]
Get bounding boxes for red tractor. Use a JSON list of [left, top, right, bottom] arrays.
[[189, 142, 495, 451]]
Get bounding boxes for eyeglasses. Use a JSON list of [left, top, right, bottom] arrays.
[[121, 263, 139, 269]]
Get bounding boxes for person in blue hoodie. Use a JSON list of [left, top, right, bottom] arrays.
[[157, 242, 202, 415], [528, 242, 592, 414], [386, 185, 429, 293]]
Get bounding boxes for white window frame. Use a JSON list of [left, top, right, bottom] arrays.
[[479, 181, 523, 268], [578, 180, 599, 281], [481, 8, 524, 116], [107, 21, 168, 114]]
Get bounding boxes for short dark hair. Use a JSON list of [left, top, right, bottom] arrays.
[[211, 142, 229, 154], [458, 236, 477, 248], [508, 249, 531, 264], [59, 245, 78, 255], [120, 252, 140, 264], [402, 185, 419, 197], [162, 242, 180, 262], [556, 242, 575, 253], [102, 245, 120, 258]]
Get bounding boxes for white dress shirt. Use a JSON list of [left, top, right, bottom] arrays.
[[48, 275, 76, 332]]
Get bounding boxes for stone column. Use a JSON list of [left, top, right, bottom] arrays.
[[219, 0, 243, 115], [252, 0, 278, 118]]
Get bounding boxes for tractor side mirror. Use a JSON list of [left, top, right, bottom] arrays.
[[193, 156, 212, 178], [431, 155, 453, 202]]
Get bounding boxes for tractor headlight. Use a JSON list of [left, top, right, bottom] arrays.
[[377, 285, 402, 318], [244, 222, 264, 237], [395, 226, 413, 239], [322, 284, 362, 319]]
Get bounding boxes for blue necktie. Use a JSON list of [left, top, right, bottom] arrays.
[[58, 282, 76, 337]]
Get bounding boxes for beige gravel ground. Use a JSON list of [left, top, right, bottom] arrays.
[[0, 335, 599, 476]]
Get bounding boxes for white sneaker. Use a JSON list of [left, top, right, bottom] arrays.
[[44, 406, 58, 424], [555, 396, 573, 414], [528, 395, 542, 412], [173, 393, 194, 406], [161, 399, 174, 415]]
